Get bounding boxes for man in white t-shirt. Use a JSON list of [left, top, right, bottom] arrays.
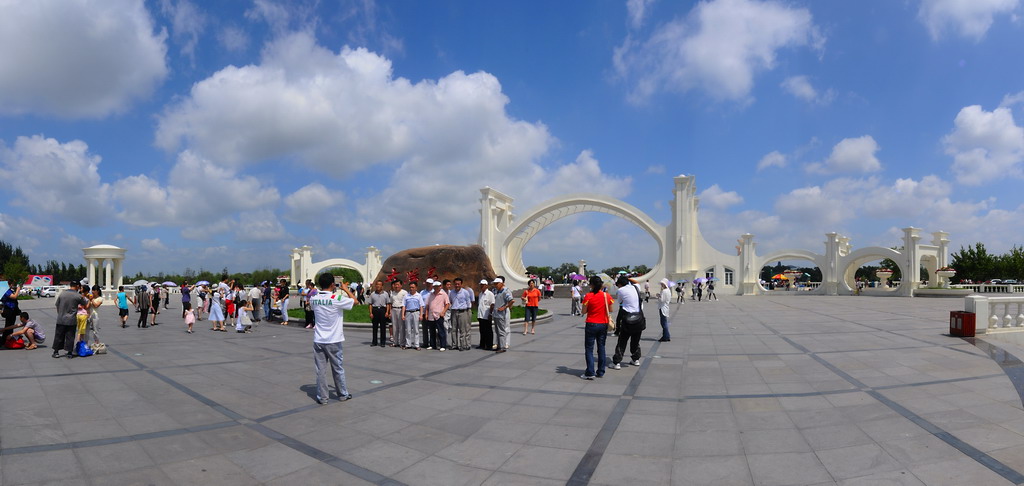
[[570, 283, 582, 316], [249, 286, 263, 321], [657, 278, 672, 342], [310, 273, 356, 404]]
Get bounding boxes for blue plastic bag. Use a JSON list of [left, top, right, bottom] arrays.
[[76, 341, 94, 357]]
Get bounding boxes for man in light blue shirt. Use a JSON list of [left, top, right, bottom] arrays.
[[448, 278, 475, 351], [116, 286, 130, 328], [402, 282, 425, 350]]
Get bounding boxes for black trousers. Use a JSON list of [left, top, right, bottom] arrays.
[[612, 327, 642, 364], [52, 324, 75, 354], [137, 308, 149, 327], [478, 317, 493, 349], [2, 309, 16, 340], [371, 307, 388, 345]]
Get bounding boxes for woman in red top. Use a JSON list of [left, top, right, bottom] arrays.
[[521, 280, 542, 335], [580, 275, 613, 380]]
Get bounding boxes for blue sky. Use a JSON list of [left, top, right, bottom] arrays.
[[1, 0, 1023, 275]]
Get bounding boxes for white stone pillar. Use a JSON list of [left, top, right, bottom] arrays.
[[902, 227, 922, 297], [823, 233, 840, 295], [737, 234, 758, 295], [113, 259, 123, 289], [87, 259, 96, 286], [104, 259, 113, 290]]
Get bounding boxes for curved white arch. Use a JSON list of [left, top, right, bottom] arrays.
[[839, 247, 906, 293], [307, 258, 369, 283], [501, 194, 666, 283], [755, 249, 828, 295], [757, 249, 827, 271]]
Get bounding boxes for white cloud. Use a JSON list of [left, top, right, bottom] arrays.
[[522, 217, 660, 271], [245, 0, 318, 35], [113, 150, 280, 233], [807, 136, 882, 174], [154, 32, 629, 244], [0, 0, 167, 118], [918, 0, 1019, 41], [757, 150, 787, 171], [944, 104, 1024, 185], [352, 148, 630, 243], [338, 0, 403, 55], [235, 210, 287, 242], [1000, 91, 1024, 108], [645, 164, 666, 175], [157, 31, 553, 172], [698, 174, 1017, 254], [613, 0, 823, 103], [160, 0, 205, 63], [141, 238, 169, 252], [60, 234, 87, 251], [0, 213, 47, 250], [627, 0, 657, 29], [284, 183, 337, 223], [0, 135, 111, 225], [780, 75, 835, 105], [218, 25, 249, 52], [699, 184, 744, 209]]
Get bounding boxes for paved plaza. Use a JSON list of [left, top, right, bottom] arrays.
[[2, 293, 1024, 485]]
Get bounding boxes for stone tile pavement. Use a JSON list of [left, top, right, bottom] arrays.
[[2, 293, 1024, 485]]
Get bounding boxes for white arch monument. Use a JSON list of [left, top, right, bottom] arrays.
[[82, 244, 126, 291], [480, 175, 951, 296], [739, 229, 950, 296], [479, 175, 740, 289], [290, 246, 382, 285]]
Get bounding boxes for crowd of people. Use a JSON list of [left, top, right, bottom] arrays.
[[367, 276, 519, 353], [10, 270, 682, 404]]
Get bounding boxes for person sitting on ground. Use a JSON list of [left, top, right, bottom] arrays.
[[236, 298, 254, 333], [11, 312, 45, 350]]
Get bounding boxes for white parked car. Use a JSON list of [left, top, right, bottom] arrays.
[[39, 286, 60, 297]]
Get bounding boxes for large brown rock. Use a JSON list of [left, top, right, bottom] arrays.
[[373, 245, 497, 287]]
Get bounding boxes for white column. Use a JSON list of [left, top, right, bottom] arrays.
[[104, 259, 113, 290], [112, 259, 122, 289], [87, 259, 96, 286]]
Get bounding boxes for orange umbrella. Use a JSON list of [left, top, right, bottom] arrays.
[[772, 274, 788, 280]]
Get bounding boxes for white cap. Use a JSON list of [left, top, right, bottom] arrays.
[[480, 279, 489, 284], [492, 277, 504, 284], [432, 281, 442, 287], [425, 278, 434, 284]]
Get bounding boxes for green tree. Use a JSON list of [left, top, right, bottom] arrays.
[[551, 262, 579, 282], [326, 268, 362, 283], [2, 260, 28, 285], [633, 264, 652, 275], [601, 265, 631, 275], [1000, 246, 1024, 280], [950, 243, 997, 282], [525, 266, 553, 279], [796, 266, 822, 282]]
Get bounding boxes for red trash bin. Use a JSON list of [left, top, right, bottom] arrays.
[[950, 311, 976, 337]]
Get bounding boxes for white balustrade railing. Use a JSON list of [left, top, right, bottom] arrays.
[[965, 295, 1024, 333], [952, 284, 1024, 293]]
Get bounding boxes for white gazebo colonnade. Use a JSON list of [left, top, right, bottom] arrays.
[[82, 244, 127, 293]]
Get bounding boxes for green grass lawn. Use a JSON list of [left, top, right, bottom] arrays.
[[288, 305, 547, 323]]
